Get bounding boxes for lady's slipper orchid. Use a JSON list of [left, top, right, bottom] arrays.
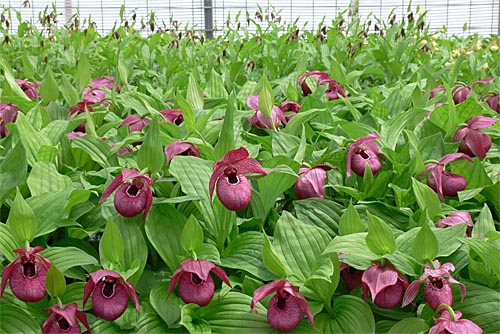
[[0, 102, 19, 137], [402, 260, 465, 310], [436, 211, 474, 236], [1, 246, 51, 302], [430, 78, 492, 105], [99, 168, 154, 220], [362, 262, 409, 308], [83, 269, 140, 321], [160, 108, 184, 125], [346, 132, 382, 177], [422, 153, 473, 201], [340, 262, 364, 291], [482, 92, 499, 113], [453, 116, 499, 158], [251, 280, 314, 332], [297, 71, 330, 96], [42, 303, 91, 334], [209, 147, 268, 211], [429, 310, 483, 334], [83, 87, 106, 104], [165, 140, 200, 164], [16, 79, 40, 99], [168, 259, 232, 306], [91, 76, 119, 91], [318, 78, 347, 100], [119, 114, 151, 133], [294, 165, 333, 199], [279, 101, 301, 121], [247, 94, 287, 130]]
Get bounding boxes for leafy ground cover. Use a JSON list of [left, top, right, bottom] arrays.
[[0, 5, 499, 334]]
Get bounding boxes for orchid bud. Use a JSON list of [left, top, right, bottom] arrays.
[[482, 93, 499, 113], [0, 102, 19, 137], [362, 262, 408, 309], [294, 165, 333, 199], [16, 79, 40, 99], [453, 116, 498, 158], [452, 85, 471, 104]]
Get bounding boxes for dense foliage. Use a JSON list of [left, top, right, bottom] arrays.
[[0, 4, 499, 334]]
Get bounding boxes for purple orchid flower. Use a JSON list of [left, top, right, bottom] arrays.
[[422, 153, 473, 201], [429, 310, 483, 334], [346, 132, 382, 177], [66, 131, 86, 141], [436, 211, 475, 237], [167, 259, 232, 306], [279, 101, 301, 121], [251, 280, 314, 332], [1, 246, 51, 302], [247, 94, 287, 130], [340, 261, 364, 291], [82, 87, 106, 104], [0, 102, 19, 137], [453, 116, 499, 158], [91, 76, 120, 92], [160, 108, 184, 125], [402, 260, 465, 310], [99, 168, 155, 220], [42, 302, 91, 334], [318, 78, 347, 100], [294, 165, 333, 199], [16, 79, 40, 99], [68, 102, 94, 132], [482, 92, 499, 113], [362, 262, 409, 309], [297, 71, 330, 96], [164, 140, 200, 164], [83, 269, 140, 321], [209, 147, 268, 211], [430, 78, 492, 104], [119, 114, 151, 133]]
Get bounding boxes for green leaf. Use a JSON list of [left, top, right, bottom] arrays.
[[273, 211, 331, 282], [214, 92, 235, 160], [182, 215, 204, 252], [117, 57, 128, 86], [295, 198, 343, 238], [134, 311, 172, 333], [31, 189, 77, 237], [180, 304, 211, 334], [323, 232, 378, 269], [0, 304, 40, 334], [0, 58, 30, 101], [338, 202, 365, 235], [137, 116, 164, 175], [150, 281, 182, 328], [77, 54, 91, 91], [206, 69, 228, 99], [0, 224, 22, 262], [0, 141, 27, 203], [39, 67, 59, 103], [72, 134, 113, 168], [14, 112, 52, 166], [365, 212, 396, 256], [222, 232, 276, 281], [258, 75, 274, 126], [262, 232, 288, 277], [187, 73, 204, 110], [461, 238, 500, 282], [472, 204, 495, 238], [413, 223, 438, 263], [145, 204, 187, 272], [316, 295, 375, 334], [41, 247, 98, 273], [412, 177, 442, 219], [100, 219, 124, 264], [176, 94, 196, 134], [388, 317, 429, 334], [26, 161, 72, 196], [60, 74, 80, 106], [46, 264, 66, 298], [7, 188, 37, 244]]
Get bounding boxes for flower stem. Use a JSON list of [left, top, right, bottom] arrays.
[[25, 240, 30, 252], [436, 303, 457, 321]]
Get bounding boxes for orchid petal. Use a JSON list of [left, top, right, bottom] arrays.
[[362, 264, 400, 301], [100, 174, 124, 202], [471, 77, 493, 85], [119, 115, 142, 127], [82, 277, 96, 308], [167, 268, 184, 296], [251, 280, 287, 312], [125, 281, 141, 315], [233, 157, 268, 176], [438, 153, 473, 165], [179, 259, 216, 282], [466, 130, 488, 158], [467, 116, 499, 129], [47, 303, 79, 328], [402, 279, 422, 307], [0, 260, 18, 297], [143, 187, 153, 221], [75, 308, 92, 332], [210, 266, 232, 288], [246, 94, 260, 111], [453, 127, 469, 142], [293, 293, 315, 327], [430, 167, 445, 202]]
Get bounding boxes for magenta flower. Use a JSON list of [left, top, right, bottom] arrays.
[[1, 246, 51, 302], [68, 102, 94, 132], [346, 132, 382, 177], [251, 280, 314, 332], [422, 153, 473, 201], [16, 79, 40, 99], [119, 114, 151, 133], [83, 269, 140, 321], [0, 102, 19, 137], [294, 165, 333, 199], [402, 260, 465, 310], [209, 147, 268, 211], [167, 259, 232, 306], [247, 94, 287, 130], [453, 116, 499, 158], [99, 168, 155, 220], [66, 131, 86, 141], [91, 76, 120, 92], [451, 85, 472, 104], [430, 85, 446, 99], [297, 71, 330, 96], [436, 211, 474, 237], [164, 140, 200, 164], [482, 93, 499, 113], [279, 101, 301, 121], [42, 303, 91, 334], [82, 87, 106, 104], [340, 261, 364, 291], [429, 310, 483, 334], [362, 262, 409, 309], [160, 109, 184, 125], [319, 78, 347, 100]]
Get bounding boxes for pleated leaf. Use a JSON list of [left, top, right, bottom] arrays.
[[134, 311, 173, 333], [181, 215, 204, 253], [72, 135, 113, 168], [27, 161, 73, 196], [7, 188, 37, 244], [295, 198, 344, 238], [258, 75, 274, 124], [0, 304, 40, 334], [14, 112, 52, 166], [388, 317, 429, 334], [187, 73, 204, 110], [365, 212, 396, 256], [214, 92, 235, 160], [206, 69, 228, 98], [39, 67, 59, 103], [0, 224, 22, 262], [338, 202, 365, 236], [137, 116, 164, 175], [412, 178, 442, 219], [30, 189, 76, 237], [413, 223, 438, 263], [461, 238, 500, 281], [323, 232, 378, 269], [41, 246, 98, 273], [46, 264, 66, 298], [0, 141, 27, 203], [100, 219, 124, 264], [150, 281, 182, 328]]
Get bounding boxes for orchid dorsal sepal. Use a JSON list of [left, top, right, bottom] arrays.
[[436, 304, 457, 321]]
